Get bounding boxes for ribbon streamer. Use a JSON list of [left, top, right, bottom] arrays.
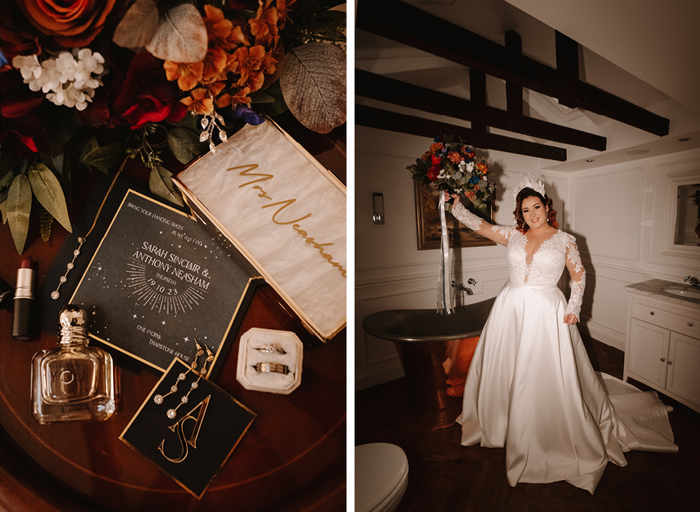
[[437, 193, 454, 315]]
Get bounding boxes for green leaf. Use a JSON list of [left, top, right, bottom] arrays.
[[39, 206, 54, 242], [27, 162, 72, 233], [0, 200, 6, 224], [7, 174, 32, 254], [84, 142, 126, 173], [149, 166, 184, 207], [166, 127, 208, 165]]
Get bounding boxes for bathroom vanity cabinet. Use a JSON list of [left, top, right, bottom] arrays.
[[624, 280, 700, 413]]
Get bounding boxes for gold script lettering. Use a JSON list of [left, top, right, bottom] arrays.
[[234, 164, 346, 279], [158, 395, 211, 464]]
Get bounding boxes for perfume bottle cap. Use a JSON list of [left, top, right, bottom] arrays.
[[58, 305, 89, 343]]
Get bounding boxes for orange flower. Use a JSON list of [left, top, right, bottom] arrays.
[[181, 88, 214, 115], [447, 151, 461, 164], [163, 60, 204, 91], [276, 0, 296, 30], [476, 162, 488, 174], [249, 0, 279, 46], [234, 45, 265, 86], [227, 23, 249, 48], [17, 0, 117, 47], [216, 86, 251, 108], [206, 81, 226, 98], [203, 5, 233, 47], [429, 142, 444, 154], [202, 46, 228, 82]]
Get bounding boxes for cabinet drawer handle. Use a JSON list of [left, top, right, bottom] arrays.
[[668, 361, 673, 365], [650, 311, 655, 316], [689, 322, 694, 327], [661, 358, 665, 362]]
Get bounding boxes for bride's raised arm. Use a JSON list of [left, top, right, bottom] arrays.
[[449, 194, 514, 247]]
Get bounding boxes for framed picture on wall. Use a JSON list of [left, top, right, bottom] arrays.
[[414, 181, 496, 250]]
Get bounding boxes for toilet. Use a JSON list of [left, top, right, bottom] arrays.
[[355, 443, 409, 512]]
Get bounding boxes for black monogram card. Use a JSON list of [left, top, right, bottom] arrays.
[[120, 358, 256, 498], [68, 188, 262, 378]]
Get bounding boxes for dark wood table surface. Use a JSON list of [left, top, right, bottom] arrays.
[[0, 120, 347, 512]]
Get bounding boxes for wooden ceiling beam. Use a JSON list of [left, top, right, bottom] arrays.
[[355, 69, 606, 151], [356, 0, 670, 136], [355, 105, 567, 161]]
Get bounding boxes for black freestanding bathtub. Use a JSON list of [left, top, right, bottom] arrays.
[[362, 297, 495, 410]]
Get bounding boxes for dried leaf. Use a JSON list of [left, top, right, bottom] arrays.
[[7, 174, 32, 254], [0, 200, 6, 224], [28, 163, 72, 233], [149, 166, 185, 207], [39, 206, 54, 242], [279, 43, 346, 133], [113, 0, 160, 50], [146, 3, 208, 63]]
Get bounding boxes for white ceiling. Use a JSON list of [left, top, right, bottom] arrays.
[[355, 0, 700, 171]]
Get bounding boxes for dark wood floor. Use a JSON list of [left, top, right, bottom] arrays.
[[355, 335, 700, 512]]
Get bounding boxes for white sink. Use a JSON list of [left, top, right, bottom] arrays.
[[663, 287, 700, 300]]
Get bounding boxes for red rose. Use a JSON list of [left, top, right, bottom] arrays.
[[431, 155, 441, 166], [15, 0, 118, 48], [113, 52, 187, 130], [427, 167, 439, 181]]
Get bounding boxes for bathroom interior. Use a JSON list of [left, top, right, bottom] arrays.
[[353, 0, 700, 510]]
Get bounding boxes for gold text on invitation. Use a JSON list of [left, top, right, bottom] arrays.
[[231, 164, 346, 278]]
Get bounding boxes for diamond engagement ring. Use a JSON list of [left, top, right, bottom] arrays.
[[254, 344, 287, 355]]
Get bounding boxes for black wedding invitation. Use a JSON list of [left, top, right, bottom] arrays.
[[47, 179, 262, 378], [120, 358, 256, 498]]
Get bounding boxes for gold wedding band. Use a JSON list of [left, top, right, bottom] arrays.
[[252, 362, 292, 375]]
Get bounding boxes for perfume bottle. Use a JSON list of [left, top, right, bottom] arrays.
[[31, 305, 116, 424]]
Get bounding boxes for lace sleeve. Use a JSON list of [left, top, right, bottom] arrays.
[[451, 201, 514, 246], [564, 235, 586, 319]]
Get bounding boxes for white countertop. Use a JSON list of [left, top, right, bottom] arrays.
[[626, 279, 700, 309]]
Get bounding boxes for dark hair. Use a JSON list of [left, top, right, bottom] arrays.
[[513, 187, 559, 233]]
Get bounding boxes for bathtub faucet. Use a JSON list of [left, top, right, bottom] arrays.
[[452, 278, 477, 295], [685, 276, 700, 289]]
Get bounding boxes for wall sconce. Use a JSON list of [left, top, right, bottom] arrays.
[[372, 193, 385, 225]]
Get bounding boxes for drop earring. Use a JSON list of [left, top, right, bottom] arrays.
[[153, 339, 204, 411]]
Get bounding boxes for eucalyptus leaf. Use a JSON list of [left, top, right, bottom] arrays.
[[0, 199, 6, 224], [28, 162, 72, 233], [7, 174, 32, 254], [84, 142, 126, 173], [149, 166, 184, 207], [249, 90, 276, 104], [166, 127, 208, 165], [279, 43, 346, 133]]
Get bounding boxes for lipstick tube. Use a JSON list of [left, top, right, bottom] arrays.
[[12, 256, 35, 341]]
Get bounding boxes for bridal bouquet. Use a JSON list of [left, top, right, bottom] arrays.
[[407, 135, 495, 213], [0, 0, 346, 254]]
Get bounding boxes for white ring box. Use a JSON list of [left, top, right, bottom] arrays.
[[237, 328, 303, 394]]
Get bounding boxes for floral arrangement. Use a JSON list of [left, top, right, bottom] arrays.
[[407, 135, 495, 213], [0, 0, 346, 254]]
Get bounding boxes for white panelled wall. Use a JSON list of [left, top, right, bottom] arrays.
[[355, 126, 700, 391]]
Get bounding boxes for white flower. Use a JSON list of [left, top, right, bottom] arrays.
[[12, 48, 106, 111]]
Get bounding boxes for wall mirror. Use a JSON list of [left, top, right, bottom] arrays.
[[674, 183, 700, 246]]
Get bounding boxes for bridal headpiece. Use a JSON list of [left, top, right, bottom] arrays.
[[513, 173, 546, 200]]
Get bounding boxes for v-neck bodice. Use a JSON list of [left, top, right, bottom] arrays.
[[507, 230, 573, 286]]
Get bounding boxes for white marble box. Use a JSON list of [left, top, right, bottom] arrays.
[[174, 120, 346, 341], [236, 327, 303, 394]]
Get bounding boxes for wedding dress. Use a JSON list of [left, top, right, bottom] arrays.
[[451, 202, 678, 494]]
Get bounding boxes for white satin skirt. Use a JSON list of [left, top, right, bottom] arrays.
[[456, 282, 678, 494]]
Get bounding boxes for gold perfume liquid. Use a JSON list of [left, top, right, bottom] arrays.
[[31, 305, 116, 424]]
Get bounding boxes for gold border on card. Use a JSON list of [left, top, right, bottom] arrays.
[[173, 119, 347, 342], [119, 358, 257, 500], [69, 189, 260, 376]]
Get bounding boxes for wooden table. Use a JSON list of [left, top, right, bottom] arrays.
[[0, 120, 347, 512]]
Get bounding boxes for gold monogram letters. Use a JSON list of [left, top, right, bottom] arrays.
[[158, 395, 211, 463]]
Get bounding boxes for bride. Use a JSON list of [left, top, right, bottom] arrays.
[[448, 175, 677, 494]]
